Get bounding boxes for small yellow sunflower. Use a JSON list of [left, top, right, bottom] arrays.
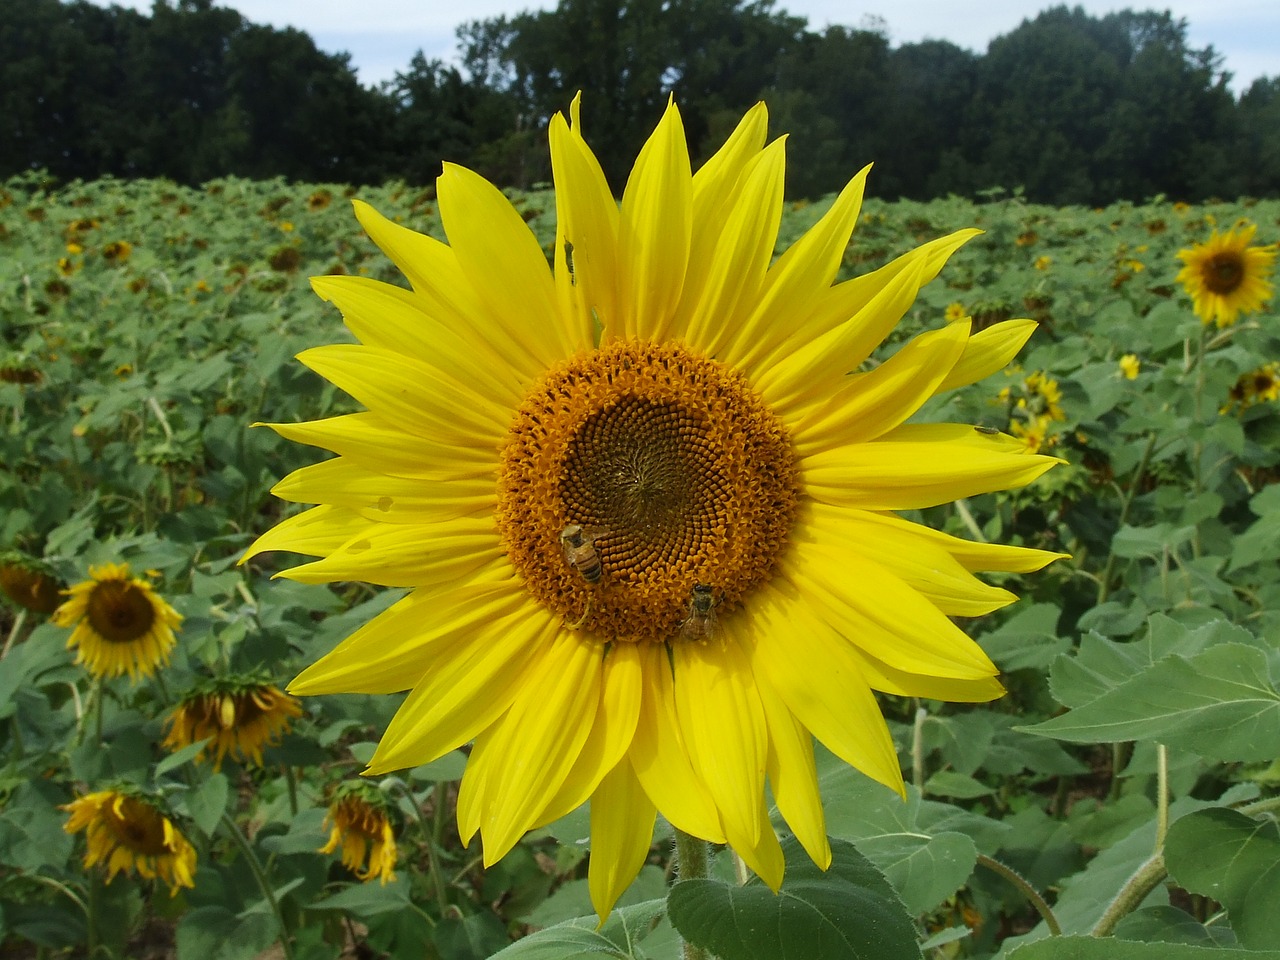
[[1176, 223, 1277, 327], [163, 678, 303, 770], [320, 784, 397, 884], [1221, 361, 1280, 415], [245, 96, 1063, 917], [1119, 354, 1140, 380], [53, 563, 181, 681], [102, 240, 133, 263], [0, 554, 62, 614], [62, 788, 197, 895], [944, 302, 968, 323]]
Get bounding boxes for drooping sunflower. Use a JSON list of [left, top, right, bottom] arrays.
[[320, 783, 397, 884], [53, 563, 182, 681], [1175, 222, 1277, 327], [62, 788, 197, 895], [245, 97, 1063, 918], [163, 677, 303, 770], [0, 552, 62, 614]]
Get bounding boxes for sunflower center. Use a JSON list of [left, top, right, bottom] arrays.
[[496, 340, 798, 642], [107, 800, 170, 855], [86, 579, 156, 643], [1205, 252, 1244, 294]]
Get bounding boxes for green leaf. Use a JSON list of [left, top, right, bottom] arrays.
[[1111, 906, 1223, 946], [183, 772, 230, 836], [1165, 808, 1280, 949], [667, 838, 922, 960], [923, 771, 994, 798], [432, 911, 511, 960], [490, 899, 669, 959], [1023, 643, 1280, 760], [174, 905, 279, 960], [154, 738, 213, 779], [1008, 934, 1280, 959], [308, 877, 412, 917]]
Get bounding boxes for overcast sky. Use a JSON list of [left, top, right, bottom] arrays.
[[96, 0, 1277, 93]]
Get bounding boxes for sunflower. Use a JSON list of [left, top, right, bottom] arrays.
[[0, 553, 62, 614], [1176, 223, 1277, 327], [53, 563, 181, 680], [62, 788, 197, 895], [245, 97, 1063, 918], [320, 784, 397, 884], [1221, 361, 1280, 415], [1118, 354, 1140, 381], [163, 677, 303, 770]]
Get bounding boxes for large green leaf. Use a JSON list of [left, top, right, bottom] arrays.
[[1008, 935, 1280, 960], [1023, 643, 1280, 760], [1165, 808, 1280, 949], [667, 838, 922, 960], [489, 899, 670, 959]]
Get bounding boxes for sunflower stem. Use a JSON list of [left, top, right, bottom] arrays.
[[86, 871, 100, 958], [1154, 743, 1170, 852], [911, 703, 927, 790], [381, 776, 450, 916], [1091, 853, 1167, 937], [1, 608, 27, 659], [1097, 433, 1157, 605], [673, 829, 711, 960], [220, 811, 295, 960], [976, 854, 1061, 936], [284, 765, 298, 817]]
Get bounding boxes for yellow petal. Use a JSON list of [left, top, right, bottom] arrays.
[[536, 641, 643, 827], [549, 108, 618, 348], [672, 624, 767, 847], [936, 318, 1039, 392], [794, 320, 970, 453], [437, 163, 577, 366], [802, 434, 1061, 510], [351, 200, 546, 382], [748, 584, 904, 796], [755, 671, 831, 870], [365, 607, 560, 773], [310, 275, 525, 407], [241, 504, 369, 563], [296, 344, 509, 445], [588, 760, 657, 921], [477, 632, 605, 862], [614, 100, 692, 340], [270, 456, 494, 523], [628, 643, 726, 843], [262, 412, 494, 482]]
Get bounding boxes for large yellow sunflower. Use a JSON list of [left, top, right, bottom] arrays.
[[245, 97, 1063, 918], [62, 788, 197, 895], [162, 678, 303, 770], [1175, 222, 1277, 327], [53, 563, 182, 680]]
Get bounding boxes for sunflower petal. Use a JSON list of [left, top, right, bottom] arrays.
[[936, 318, 1039, 392], [270, 456, 495, 523], [588, 760, 657, 921]]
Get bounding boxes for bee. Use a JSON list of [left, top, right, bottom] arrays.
[[678, 583, 720, 642], [560, 524, 602, 584], [560, 524, 604, 629]]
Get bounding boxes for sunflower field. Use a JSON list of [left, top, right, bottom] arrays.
[[2, 128, 1279, 960]]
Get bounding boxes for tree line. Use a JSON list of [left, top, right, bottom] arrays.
[[5, 0, 1278, 204]]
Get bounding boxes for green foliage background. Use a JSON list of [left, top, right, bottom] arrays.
[[1, 168, 1279, 959]]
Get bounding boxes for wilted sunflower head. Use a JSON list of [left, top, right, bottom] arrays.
[[244, 95, 1064, 918], [62, 787, 197, 895], [1176, 222, 1277, 327], [320, 783, 397, 884], [53, 562, 182, 681], [163, 676, 302, 770], [0, 552, 62, 614]]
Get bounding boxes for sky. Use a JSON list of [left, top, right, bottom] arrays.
[[95, 0, 1277, 94]]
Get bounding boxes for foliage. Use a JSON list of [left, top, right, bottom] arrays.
[[1, 171, 1279, 958], [2, 0, 1277, 201]]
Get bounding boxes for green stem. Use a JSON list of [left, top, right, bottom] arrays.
[[977, 854, 1061, 936], [911, 703, 927, 790], [1, 608, 27, 659], [86, 872, 100, 959], [1236, 794, 1280, 817], [674, 829, 711, 960], [1154, 743, 1170, 852], [284, 765, 298, 818], [381, 776, 449, 918], [221, 812, 295, 960], [1091, 853, 1167, 937]]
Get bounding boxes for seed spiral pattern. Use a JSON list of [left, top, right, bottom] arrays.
[[496, 340, 798, 641]]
